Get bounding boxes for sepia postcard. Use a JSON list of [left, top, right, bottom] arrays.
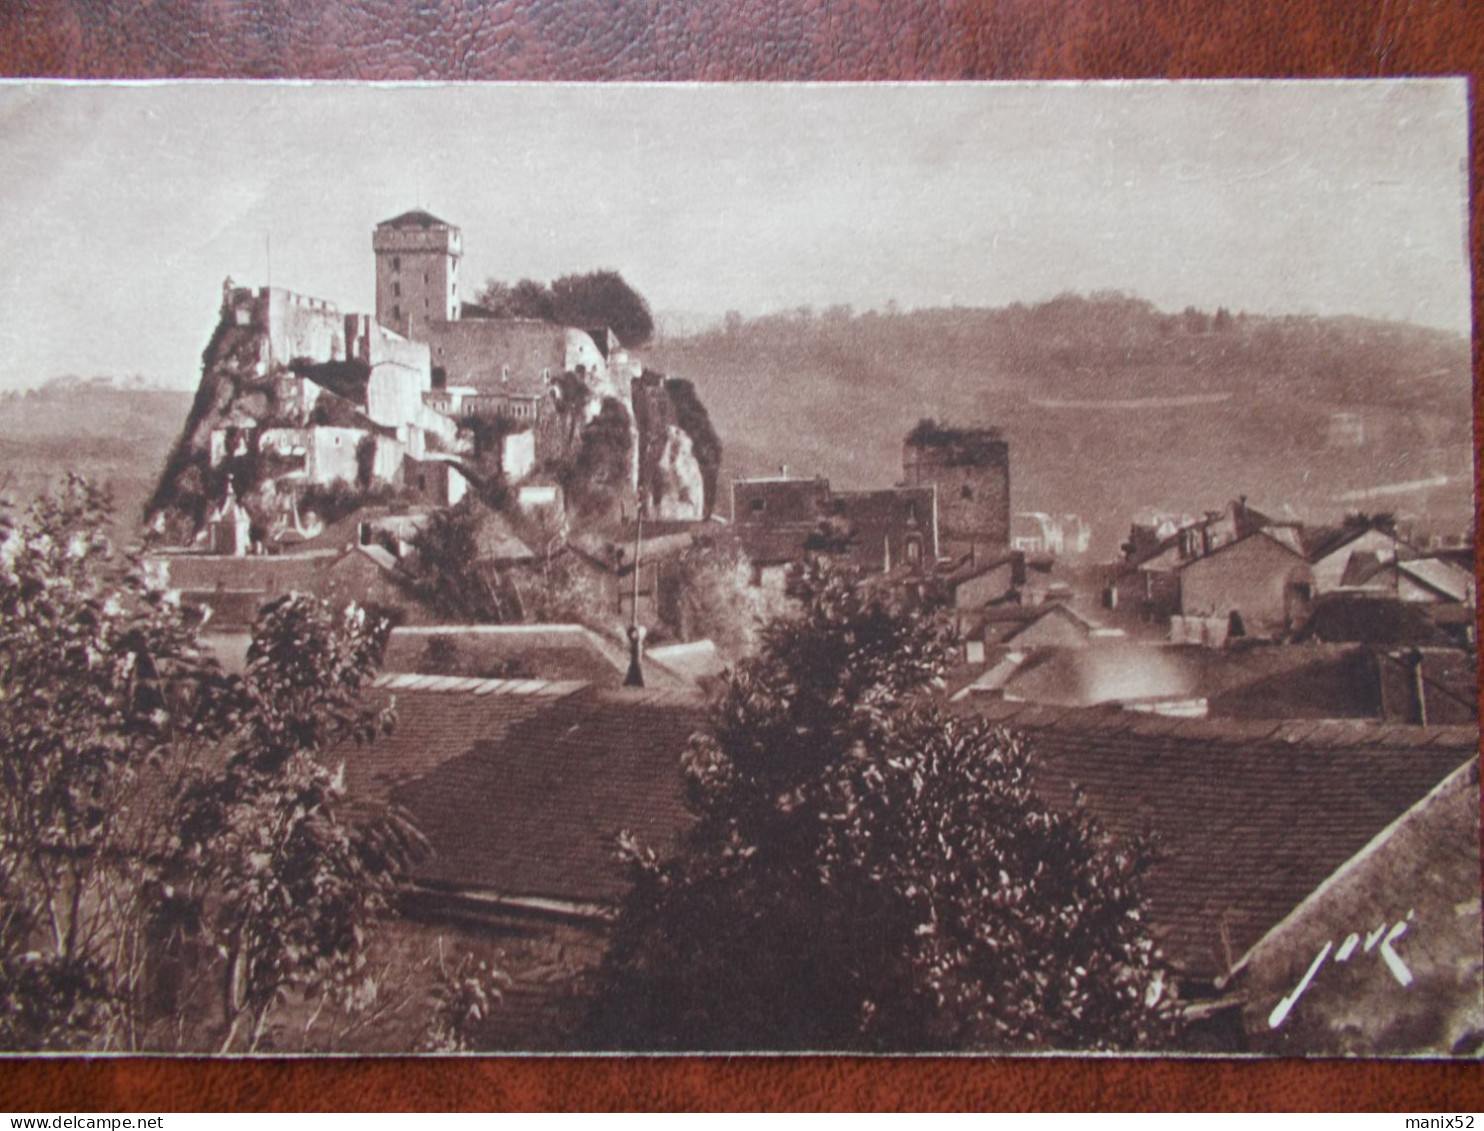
[[0, 79, 1476, 1058]]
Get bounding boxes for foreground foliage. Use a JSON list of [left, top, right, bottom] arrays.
[[590, 564, 1177, 1051], [0, 478, 424, 1051]]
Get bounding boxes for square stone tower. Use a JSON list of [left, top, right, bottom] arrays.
[[901, 421, 1010, 558], [373, 209, 462, 340]]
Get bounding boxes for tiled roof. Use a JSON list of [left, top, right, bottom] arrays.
[[946, 696, 1477, 981], [341, 679, 703, 905]]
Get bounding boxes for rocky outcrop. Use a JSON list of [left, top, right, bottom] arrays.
[[149, 283, 724, 545], [631, 370, 722, 520], [651, 426, 705, 521], [146, 287, 308, 540]]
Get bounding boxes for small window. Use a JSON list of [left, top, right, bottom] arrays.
[[424, 272, 429, 284], [392, 256, 400, 271], [393, 282, 401, 296], [393, 304, 401, 320], [1292, 582, 1312, 603], [960, 484, 974, 500], [750, 497, 765, 513]]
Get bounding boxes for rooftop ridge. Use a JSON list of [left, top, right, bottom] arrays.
[[372, 671, 592, 699], [953, 698, 1480, 750]]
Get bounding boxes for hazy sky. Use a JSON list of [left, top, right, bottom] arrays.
[[0, 79, 1469, 390]]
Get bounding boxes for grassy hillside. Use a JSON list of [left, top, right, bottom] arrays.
[[0, 377, 193, 533], [649, 294, 1473, 555]]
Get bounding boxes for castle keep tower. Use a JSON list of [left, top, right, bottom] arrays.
[[901, 421, 1010, 558], [373, 209, 462, 339]]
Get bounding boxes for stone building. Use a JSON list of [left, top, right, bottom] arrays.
[[372, 209, 463, 340], [1177, 529, 1315, 640], [901, 422, 1011, 558]]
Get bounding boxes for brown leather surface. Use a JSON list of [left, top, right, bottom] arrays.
[[2, 0, 1483, 1112]]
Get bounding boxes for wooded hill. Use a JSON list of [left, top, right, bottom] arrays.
[[0, 377, 192, 531], [648, 293, 1474, 556]]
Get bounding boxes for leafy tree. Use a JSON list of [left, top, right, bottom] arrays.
[[0, 479, 423, 1052], [513, 551, 610, 631], [474, 278, 553, 322], [403, 499, 522, 623], [589, 564, 1176, 1051], [419, 942, 512, 1052], [549, 270, 654, 348], [169, 595, 421, 1052], [1341, 510, 1398, 535], [562, 397, 635, 523], [0, 477, 221, 1050], [477, 271, 655, 348], [657, 533, 786, 661]]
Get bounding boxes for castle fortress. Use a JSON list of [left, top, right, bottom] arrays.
[[371, 209, 635, 412], [205, 209, 642, 519]]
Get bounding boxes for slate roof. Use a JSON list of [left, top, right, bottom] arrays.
[[378, 209, 453, 230], [301, 506, 434, 554], [380, 624, 632, 686], [341, 679, 704, 905], [1397, 558, 1473, 603], [155, 550, 338, 593], [736, 525, 813, 567], [426, 320, 571, 397], [471, 505, 535, 563], [178, 589, 269, 632], [647, 639, 726, 684], [1297, 594, 1458, 648], [944, 551, 1023, 589], [1303, 522, 1416, 564], [569, 530, 694, 575], [1225, 759, 1483, 1055], [946, 696, 1478, 982], [1175, 528, 1305, 572]]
